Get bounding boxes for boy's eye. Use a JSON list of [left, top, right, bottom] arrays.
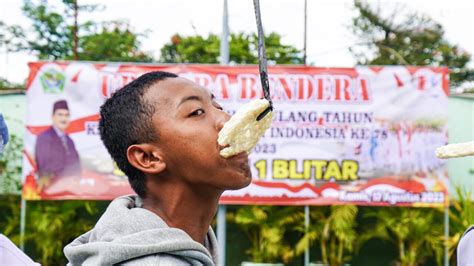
[[213, 102, 224, 111], [189, 108, 205, 117]]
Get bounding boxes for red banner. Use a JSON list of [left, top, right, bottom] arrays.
[[22, 61, 449, 206]]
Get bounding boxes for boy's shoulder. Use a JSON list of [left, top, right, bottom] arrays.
[[120, 254, 191, 265]]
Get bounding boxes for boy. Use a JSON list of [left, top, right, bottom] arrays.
[[64, 71, 252, 265]]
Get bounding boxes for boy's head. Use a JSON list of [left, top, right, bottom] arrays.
[[99, 71, 251, 198]]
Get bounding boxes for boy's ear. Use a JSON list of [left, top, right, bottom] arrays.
[[126, 144, 166, 175]]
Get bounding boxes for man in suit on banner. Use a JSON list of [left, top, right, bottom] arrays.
[[35, 100, 81, 181]]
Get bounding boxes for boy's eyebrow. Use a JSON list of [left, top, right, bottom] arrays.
[[177, 95, 203, 107]]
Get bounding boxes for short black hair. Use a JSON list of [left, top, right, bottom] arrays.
[[99, 71, 178, 197]]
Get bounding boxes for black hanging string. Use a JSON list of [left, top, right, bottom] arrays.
[[253, 0, 273, 121]]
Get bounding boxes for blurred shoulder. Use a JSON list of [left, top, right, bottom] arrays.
[[458, 225, 474, 266]]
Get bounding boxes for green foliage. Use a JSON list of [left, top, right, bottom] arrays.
[[10, 0, 152, 62], [160, 34, 220, 64], [0, 134, 23, 194], [448, 186, 474, 265], [360, 207, 444, 266], [21, 0, 76, 59], [295, 206, 358, 265], [0, 195, 22, 238], [227, 205, 302, 263], [78, 21, 153, 62], [350, 0, 472, 85], [160, 32, 303, 65], [0, 199, 102, 266], [0, 77, 23, 89], [0, 20, 27, 52], [25, 201, 100, 265], [0, 21, 27, 89], [0, 133, 24, 248]]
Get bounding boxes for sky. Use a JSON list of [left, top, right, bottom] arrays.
[[1, 0, 473, 84]]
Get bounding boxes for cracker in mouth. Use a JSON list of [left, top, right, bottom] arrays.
[[218, 99, 273, 158]]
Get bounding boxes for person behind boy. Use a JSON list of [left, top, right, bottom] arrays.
[[458, 225, 474, 266], [64, 71, 252, 265], [0, 113, 8, 154]]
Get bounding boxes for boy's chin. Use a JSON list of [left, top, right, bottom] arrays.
[[226, 172, 252, 191]]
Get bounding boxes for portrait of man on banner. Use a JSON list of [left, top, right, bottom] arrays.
[[35, 100, 81, 186]]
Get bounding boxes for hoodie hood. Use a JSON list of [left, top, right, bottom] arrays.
[[64, 195, 217, 265]]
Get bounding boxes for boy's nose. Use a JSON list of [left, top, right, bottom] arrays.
[[215, 110, 231, 132]]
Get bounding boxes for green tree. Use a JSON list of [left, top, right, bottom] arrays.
[[21, 0, 89, 59], [0, 134, 23, 244], [0, 135, 22, 194], [0, 20, 27, 89], [160, 32, 303, 65], [17, 0, 152, 61], [0, 77, 22, 90], [227, 205, 301, 263], [350, 0, 472, 85], [0, 198, 102, 266], [448, 186, 474, 265], [25, 201, 100, 265], [360, 207, 444, 266], [78, 21, 152, 62], [295, 206, 358, 265], [0, 20, 26, 53]]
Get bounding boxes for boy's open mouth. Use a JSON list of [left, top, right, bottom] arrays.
[[227, 151, 248, 160], [218, 144, 248, 162]]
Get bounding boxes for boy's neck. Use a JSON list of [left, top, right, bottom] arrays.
[[141, 181, 222, 244]]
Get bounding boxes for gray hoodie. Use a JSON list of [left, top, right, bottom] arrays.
[[64, 195, 218, 265]]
